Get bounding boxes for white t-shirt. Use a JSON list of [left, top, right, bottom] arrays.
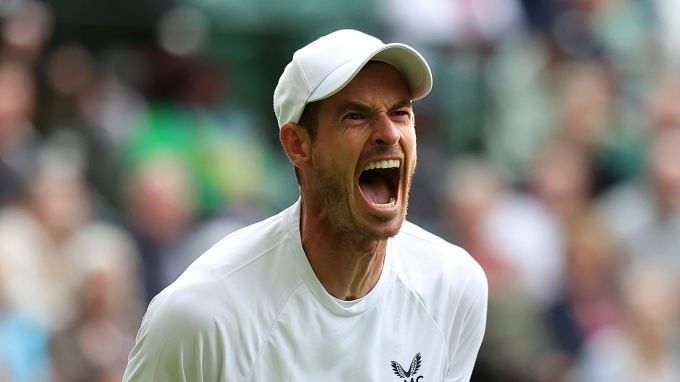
[[123, 201, 487, 381]]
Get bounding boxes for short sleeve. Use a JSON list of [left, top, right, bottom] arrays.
[[123, 288, 227, 382], [444, 263, 488, 382]]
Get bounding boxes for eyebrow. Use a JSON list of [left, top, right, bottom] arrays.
[[340, 101, 373, 114], [339, 99, 413, 114], [391, 99, 413, 111]]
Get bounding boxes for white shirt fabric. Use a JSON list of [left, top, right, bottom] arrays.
[[123, 200, 487, 382]]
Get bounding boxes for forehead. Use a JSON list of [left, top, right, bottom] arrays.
[[320, 62, 411, 109]]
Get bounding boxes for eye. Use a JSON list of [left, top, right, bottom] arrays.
[[391, 109, 413, 120], [344, 112, 364, 121]]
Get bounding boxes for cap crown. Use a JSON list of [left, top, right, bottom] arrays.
[[273, 29, 432, 127]]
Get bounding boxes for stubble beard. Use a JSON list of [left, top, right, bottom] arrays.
[[311, 158, 413, 245]]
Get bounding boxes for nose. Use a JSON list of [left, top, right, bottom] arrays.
[[371, 113, 400, 146]]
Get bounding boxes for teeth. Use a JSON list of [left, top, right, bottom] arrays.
[[363, 159, 400, 171], [372, 197, 397, 208]]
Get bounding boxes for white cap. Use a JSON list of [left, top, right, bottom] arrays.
[[273, 29, 433, 128]]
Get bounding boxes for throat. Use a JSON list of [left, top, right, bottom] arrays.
[[303, 230, 388, 300], [359, 168, 398, 205], [360, 175, 391, 204], [300, 197, 390, 300]]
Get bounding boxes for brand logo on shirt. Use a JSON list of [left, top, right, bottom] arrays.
[[391, 352, 423, 381]]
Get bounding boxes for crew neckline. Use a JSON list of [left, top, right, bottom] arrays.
[[286, 199, 395, 316]]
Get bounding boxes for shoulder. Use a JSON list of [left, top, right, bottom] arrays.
[[125, 205, 305, 380], [192, 206, 293, 274], [185, 205, 303, 305], [124, 257, 280, 381], [134, 267, 233, 349], [394, 221, 487, 290], [394, 223, 488, 379], [151, 203, 302, 327], [393, 221, 488, 326], [123, 269, 230, 380]]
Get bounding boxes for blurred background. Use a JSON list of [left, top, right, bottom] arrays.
[[0, 0, 678, 380]]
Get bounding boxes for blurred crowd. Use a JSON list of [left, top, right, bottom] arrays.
[[0, 0, 678, 381]]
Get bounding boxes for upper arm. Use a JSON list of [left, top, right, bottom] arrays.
[[123, 290, 228, 382], [444, 261, 489, 382]]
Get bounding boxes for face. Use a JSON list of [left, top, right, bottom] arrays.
[[650, 127, 680, 209], [302, 62, 416, 240]]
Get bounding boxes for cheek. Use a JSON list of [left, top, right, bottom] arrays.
[[312, 144, 354, 179], [325, 136, 364, 166], [401, 124, 416, 146], [404, 130, 417, 167]]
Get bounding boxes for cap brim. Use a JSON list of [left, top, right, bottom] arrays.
[[307, 43, 432, 103]]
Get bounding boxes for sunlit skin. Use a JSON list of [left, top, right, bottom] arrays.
[[280, 62, 416, 300]]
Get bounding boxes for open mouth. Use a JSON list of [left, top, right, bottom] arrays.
[[358, 159, 401, 208]]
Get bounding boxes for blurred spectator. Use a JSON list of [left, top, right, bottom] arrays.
[[0, 138, 134, 332], [444, 158, 513, 294], [39, 42, 149, 206], [84, 49, 150, 207], [0, 0, 53, 65], [380, 0, 523, 48], [122, 152, 198, 302], [0, 147, 86, 331], [531, 140, 592, 224], [554, 60, 614, 153], [445, 156, 565, 304], [122, 151, 246, 302], [484, 33, 555, 182], [551, 60, 643, 191], [544, 212, 621, 379], [482, 183, 565, 305], [0, 298, 50, 381], [0, 59, 39, 206], [125, 105, 288, 216], [42, 43, 98, 131], [50, 223, 142, 382], [572, 264, 680, 381], [598, 126, 680, 269], [444, 158, 553, 381], [78, 68, 147, 152]]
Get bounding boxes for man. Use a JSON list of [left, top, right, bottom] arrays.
[[123, 29, 487, 381]]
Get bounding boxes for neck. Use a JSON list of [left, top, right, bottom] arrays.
[[299, 199, 388, 301]]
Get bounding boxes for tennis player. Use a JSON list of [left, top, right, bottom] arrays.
[[123, 29, 487, 381]]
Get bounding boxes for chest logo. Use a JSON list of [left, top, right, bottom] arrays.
[[390, 352, 422, 381]]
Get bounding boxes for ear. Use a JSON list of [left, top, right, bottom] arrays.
[[279, 123, 313, 169]]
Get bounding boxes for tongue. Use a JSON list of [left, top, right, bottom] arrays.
[[360, 175, 391, 204]]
